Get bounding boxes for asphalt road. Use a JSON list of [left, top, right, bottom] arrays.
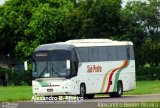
[[1, 94, 160, 108]]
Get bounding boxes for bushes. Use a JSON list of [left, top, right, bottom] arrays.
[[136, 67, 160, 80], [0, 66, 159, 86], [0, 68, 32, 86]]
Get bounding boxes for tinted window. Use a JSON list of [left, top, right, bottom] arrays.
[[108, 46, 118, 61], [89, 47, 99, 62], [77, 47, 89, 62], [33, 50, 71, 62], [117, 46, 127, 60], [99, 47, 109, 61], [76, 45, 134, 62], [129, 46, 135, 60]]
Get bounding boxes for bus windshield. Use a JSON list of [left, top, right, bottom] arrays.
[[32, 50, 71, 78]]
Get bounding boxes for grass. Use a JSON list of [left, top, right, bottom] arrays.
[[0, 81, 160, 102], [124, 80, 160, 95], [0, 86, 32, 102]]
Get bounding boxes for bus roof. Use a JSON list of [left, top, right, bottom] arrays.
[[34, 43, 74, 52], [35, 39, 133, 51], [66, 39, 133, 47], [66, 39, 113, 43]]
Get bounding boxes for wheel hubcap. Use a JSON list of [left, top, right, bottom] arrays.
[[118, 85, 122, 95], [81, 87, 85, 97]]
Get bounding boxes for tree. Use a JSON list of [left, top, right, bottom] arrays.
[[64, 0, 122, 39], [0, 0, 74, 61], [121, 0, 160, 67]]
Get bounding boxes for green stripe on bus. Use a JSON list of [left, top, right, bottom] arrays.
[[38, 80, 49, 87], [113, 61, 130, 92]]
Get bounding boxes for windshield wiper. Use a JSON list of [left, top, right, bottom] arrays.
[[38, 66, 47, 78], [52, 65, 62, 77]]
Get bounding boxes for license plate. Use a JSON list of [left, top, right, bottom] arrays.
[[47, 89, 53, 92]]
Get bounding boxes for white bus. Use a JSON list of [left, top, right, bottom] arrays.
[[29, 39, 136, 99]]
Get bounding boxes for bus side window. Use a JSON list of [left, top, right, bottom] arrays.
[[71, 49, 78, 77], [71, 61, 77, 77], [98, 47, 109, 61], [77, 47, 89, 62], [126, 46, 130, 60], [117, 46, 128, 60], [89, 47, 99, 62], [129, 46, 135, 60], [108, 46, 118, 61]]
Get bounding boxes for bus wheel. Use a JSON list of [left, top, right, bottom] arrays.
[[86, 94, 95, 99], [109, 81, 123, 98], [80, 84, 87, 99]]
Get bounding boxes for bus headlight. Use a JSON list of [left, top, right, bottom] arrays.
[[32, 81, 40, 87]]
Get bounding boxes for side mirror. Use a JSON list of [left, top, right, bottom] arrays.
[[24, 60, 28, 71], [66, 60, 70, 69]]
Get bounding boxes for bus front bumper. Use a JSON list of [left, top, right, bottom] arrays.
[[33, 86, 74, 96]]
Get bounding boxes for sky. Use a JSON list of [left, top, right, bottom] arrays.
[[0, 0, 4, 5], [122, 0, 148, 7]]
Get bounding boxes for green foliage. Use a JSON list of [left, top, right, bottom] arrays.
[[0, 67, 32, 86], [136, 67, 160, 80], [64, 0, 122, 39], [142, 40, 160, 66], [121, 0, 160, 67], [0, 0, 159, 69], [0, 0, 74, 61]]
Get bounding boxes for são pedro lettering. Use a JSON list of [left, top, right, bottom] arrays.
[[87, 65, 102, 73]]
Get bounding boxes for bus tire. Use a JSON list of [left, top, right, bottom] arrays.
[[80, 83, 87, 99], [109, 81, 123, 98], [86, 94, 95, 99]]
